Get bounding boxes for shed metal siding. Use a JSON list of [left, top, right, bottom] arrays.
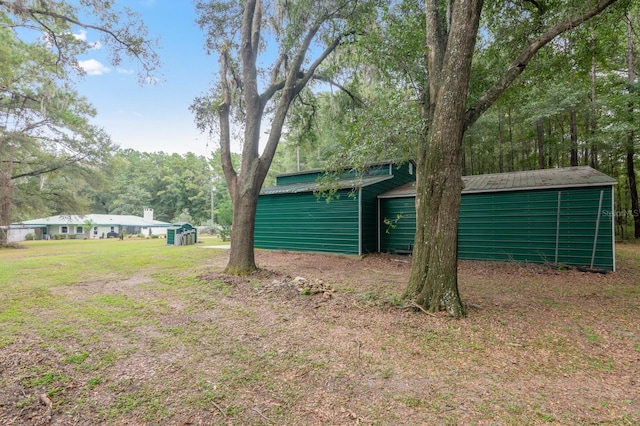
[[254, 189, 360, 254], [381, 186, 615, 271], [556, 188, 614, 269], [276, 172, 325, 186], [379, 197, 416, 253], [459, 190, 558, 261], [458, 187, 614, 270]]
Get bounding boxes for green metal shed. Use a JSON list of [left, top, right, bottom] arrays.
[[255, 162, 416, 255], [167, 222, 197, 246], [378, 166, 617, 271]]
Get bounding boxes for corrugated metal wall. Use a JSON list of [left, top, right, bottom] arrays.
[[380, 186, 615, 270], [379, 197, 417, 253], [254, 190, 361, 254], [458, 187, 614, 270]]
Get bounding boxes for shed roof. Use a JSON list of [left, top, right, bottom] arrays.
[[379, 166, 616, 198], [260, 174, 393, 195], [14, 214, 171, 228], [273, 160, 410, 179]]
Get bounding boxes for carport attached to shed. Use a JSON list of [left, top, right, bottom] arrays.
[[378, 166, 617, 271], [254, 162, 416, 255]]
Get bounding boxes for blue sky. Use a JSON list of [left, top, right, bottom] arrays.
[[75, 1, 216, 156]]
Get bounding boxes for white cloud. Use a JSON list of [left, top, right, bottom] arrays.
[[78, 59, 110, 76], [73, 30, 87, 41], [73, 30, 102, 49], [117, 68, 135, 75], [145, 76, 161, 85], [87, 41, 103, 50]]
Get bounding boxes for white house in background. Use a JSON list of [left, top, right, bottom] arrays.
[[10, 208, 171, 240]]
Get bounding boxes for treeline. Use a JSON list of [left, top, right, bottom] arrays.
[[10, 148, 234, 230], [87, 149, 233, 227]]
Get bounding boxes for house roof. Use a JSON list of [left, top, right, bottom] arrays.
[[260, 174, 393, 195], [13, 214, 172, 228], [378, 166, 616, 198]]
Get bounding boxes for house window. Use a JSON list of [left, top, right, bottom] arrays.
[[409, 163, 413, 175], [110, 226, 115, 232], [93, 226, 98, 235], [61, 226, 68, 234], [76, 226, 83, 234]]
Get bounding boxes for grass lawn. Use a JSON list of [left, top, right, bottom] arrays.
[[0, 237, 639, 425]]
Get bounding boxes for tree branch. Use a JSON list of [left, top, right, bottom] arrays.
[[29, 12, 64, 66], [465, 0, 621, 128], [258, 24, 354, 180], [522, 0, 545, 14], [251, 0, 262, 55], [240, 0, 264, 160], [311, 74, 362, 104], [270, 52, 288, 86], [0, 0, 158, 75], [425, 0, 446, 120], [261, 29, 355, 105], [218, 48, 237, 199], [10, 155, 85, 180], [294, 30, 356, 97]]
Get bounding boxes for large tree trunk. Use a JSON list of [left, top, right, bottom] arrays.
[[627, 150, 640, 239], [537, 119, 545, 169], [627, 13, 640, 239], [405, 0, 483, 317], [226, 181, 260, 275], [0, 144, 14, 247], [590, 57, 599, 168], [498, 110, 504, 173], [407, 131, 465, 316], [570, 109, 579, 166], [467, 136, 474, 175], [508, 108, 514, 171]]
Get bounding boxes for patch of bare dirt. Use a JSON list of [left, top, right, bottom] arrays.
[[49, 272, 152, 301]]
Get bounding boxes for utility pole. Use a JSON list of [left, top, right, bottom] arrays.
[[211, 180, 216, 227]]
